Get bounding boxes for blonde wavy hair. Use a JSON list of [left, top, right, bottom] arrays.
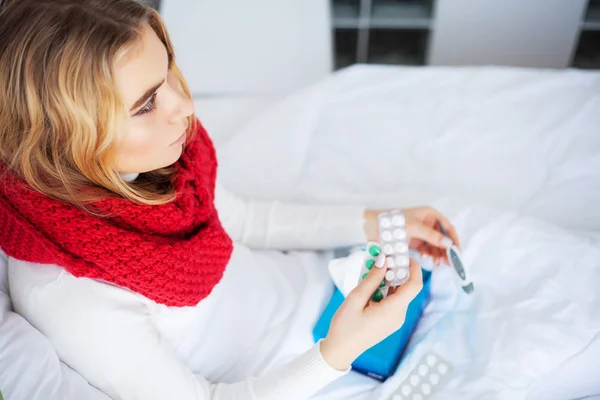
[[0, 0, 194, 208]]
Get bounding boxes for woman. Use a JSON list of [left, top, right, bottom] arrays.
[[0, 1, 459, 399]]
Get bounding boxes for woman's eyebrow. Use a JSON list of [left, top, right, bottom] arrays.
[[129, 80, 164, 112]]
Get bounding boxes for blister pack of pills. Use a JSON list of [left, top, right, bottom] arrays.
[[379, 209, 410, 289], [358, 210, 411, 302], [356, 241, 387, 301], [388, 353, 452, 400]]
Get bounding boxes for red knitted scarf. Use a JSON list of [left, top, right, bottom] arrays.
[[0, 120, 233, 307]]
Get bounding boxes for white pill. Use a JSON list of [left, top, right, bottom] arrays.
[[380, 217, 391, 228], [418, 365, 429, 376], [429, 373, 440, 385], [395, 255, 409, 266], [421, 383, 431, 395], [410, 374, 420, 386], [393, 228, 407, 239], [384, 244, 394, 255], [386, 270, 396, 281], [401, 384, 412, 396], [426, 354, 437, 366], [387, 257, 396, 268], [374, 253, 386, 268], [437, 363, 449, 375], [392, 214, 405, 226], [382, 231, 393, 241], [395, 242, 409, 253], [395, 269, 408, 280], [412, 394, 423, 400]]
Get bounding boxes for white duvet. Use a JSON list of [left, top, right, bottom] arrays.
[[218, 65, 600, 399], [1, 65, 599, 400], [314, 204, 600, 400], [374, 203, 600, 400]]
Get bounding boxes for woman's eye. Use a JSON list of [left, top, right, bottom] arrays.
[[136, 93, 157, 116]]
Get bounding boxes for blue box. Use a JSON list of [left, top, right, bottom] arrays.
[[312, 268, 432, 381]]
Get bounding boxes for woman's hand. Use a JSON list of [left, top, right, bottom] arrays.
[[320, 259, 423, 371], [364, 207, 460, 266]]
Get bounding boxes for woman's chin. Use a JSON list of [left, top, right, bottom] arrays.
[[166, 144, 184, 165], [136, 146, 184, 172]]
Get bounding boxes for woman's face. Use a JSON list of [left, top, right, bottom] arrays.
[[115, 23, 194, 174]]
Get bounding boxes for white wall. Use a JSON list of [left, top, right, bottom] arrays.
[[161, 0, 333, 95]]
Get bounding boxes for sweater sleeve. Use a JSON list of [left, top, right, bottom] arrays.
[[215, 181, 367, 250], [8, 261, 349, 400]]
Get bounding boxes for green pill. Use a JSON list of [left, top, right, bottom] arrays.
[[371, 289, 384, 302], [368, 245, 381, 257]]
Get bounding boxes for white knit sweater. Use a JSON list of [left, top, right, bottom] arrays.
[[5, 178, 367, 400]]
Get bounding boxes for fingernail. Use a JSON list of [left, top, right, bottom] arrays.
[[374, 254, 386, 268], [440, 237, 453, 248]]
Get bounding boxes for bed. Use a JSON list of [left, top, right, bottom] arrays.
[[1, 65, 599, 400]]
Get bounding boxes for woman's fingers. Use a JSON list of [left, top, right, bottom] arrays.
[[436, 246, 446, 264], [417, 242, 449, 266], [433, 212, 461, 250], [347, 253, 386, 306], [410, 210, 460, 251], [352, 257, 423, 309], [386, 260, 423, 305], [410, 223, 452, 250]]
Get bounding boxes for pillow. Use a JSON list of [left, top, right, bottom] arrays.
[[0, 251, 110, 400], [218, 65, 600, 230]]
